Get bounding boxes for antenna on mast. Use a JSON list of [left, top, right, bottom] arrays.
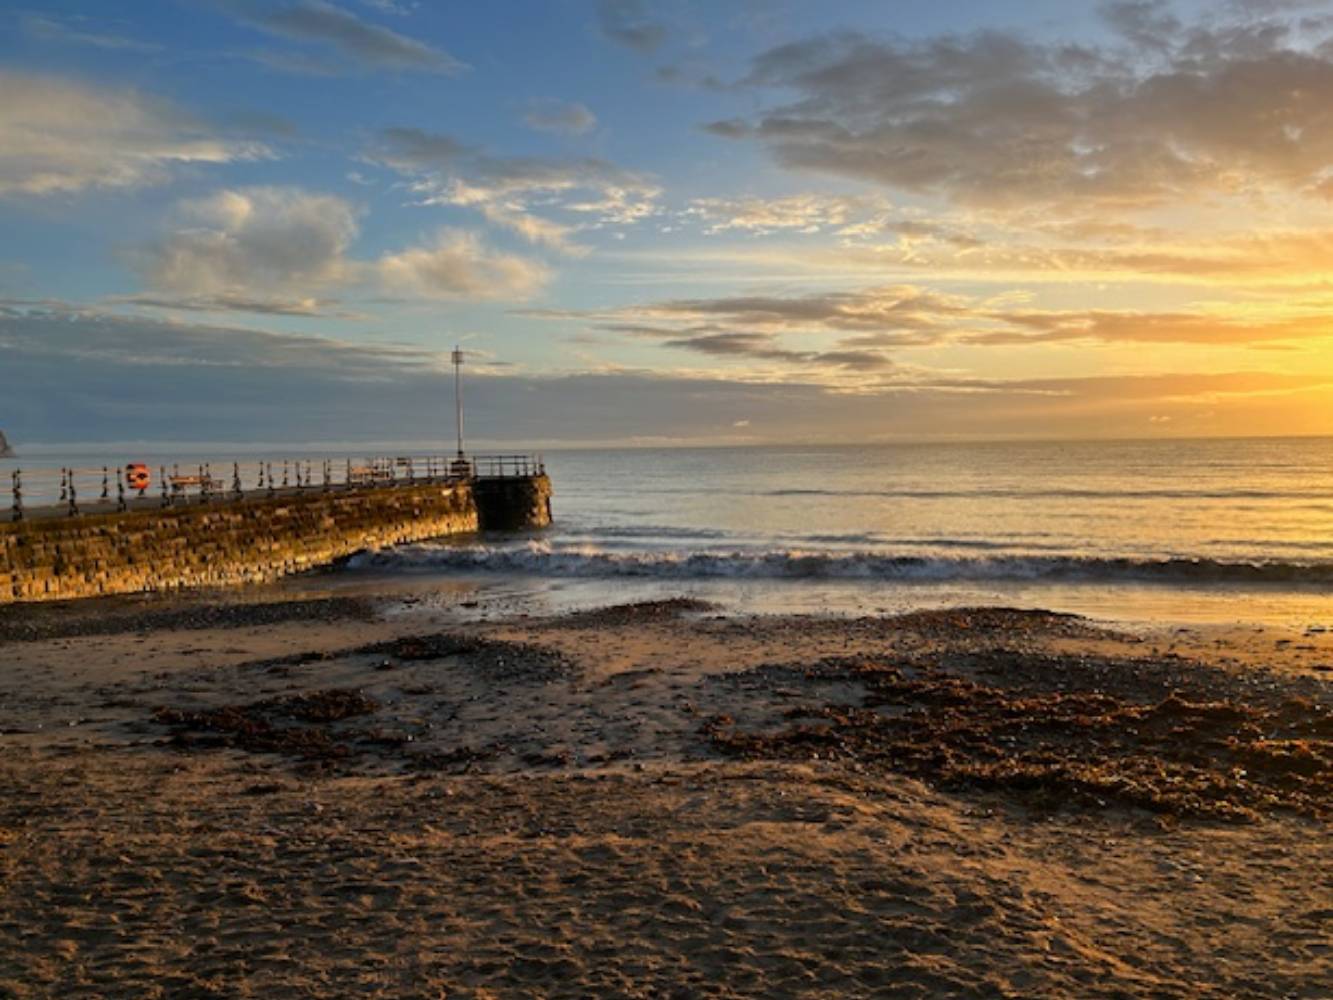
[[451, 346, 465, 460]]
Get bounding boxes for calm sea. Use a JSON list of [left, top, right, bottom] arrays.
[[352, 437, 1333, 626], [8, 438, 1333, 625]]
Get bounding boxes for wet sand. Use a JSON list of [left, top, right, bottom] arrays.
[[0, 593, 1329, 998]]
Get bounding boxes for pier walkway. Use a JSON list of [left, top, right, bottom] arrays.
[[7, 453, 544, 523]]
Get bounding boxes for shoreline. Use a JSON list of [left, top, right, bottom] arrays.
[[6, 574, 1333, 675], [1, 590, 1329, 996]]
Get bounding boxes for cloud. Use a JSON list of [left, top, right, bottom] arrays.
[[137, 188, 359, 307], [359, 0, 417, 14], [661, 330, 896, 371], [1097, 1, 1181, 51], [542, 282, 1333, 376], [645, 285, 970, 337], [685, 194, 884, 234], [370, 128, 658, 208], [474, 203, 588, 255], [19, 12, 161, 51], [595, 0, 668, 52], [114, 294, 342, 317], [134, 186, 549, 312], [376, 229, 550, 300], [522, 99, 598, 135], [5, 306, 1333, 445], [662, 330, 809, 362], [0, 71, 268, 197], [223, 0, 467, 74], [586, 286, 958, 374], [624, 218, 1333, 292], [706, 8, 1333, 212], [0, 303, 432, 373], [367, 127, 661, 248], [964, 310, 1333, 346]]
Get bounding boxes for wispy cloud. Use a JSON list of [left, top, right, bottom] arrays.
[[0, 71, 269, 197], [595, 0, 668, 52], [522, 98, 598, 136], [5, 306, 1332, 445], [367, 126, 660, 251], [223, 0, 467, 74], [532, 282, 1333, 382], [684, 194, 886, 235], [18, 12, 161, 52], [358, 0, 417, 15]]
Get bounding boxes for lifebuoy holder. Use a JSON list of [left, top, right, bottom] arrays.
[[126, 463, 151, 494]]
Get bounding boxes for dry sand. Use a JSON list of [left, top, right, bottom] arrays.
[[0, 593, 1329, 998]]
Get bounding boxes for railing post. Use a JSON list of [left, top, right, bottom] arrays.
[[344, 458, 351, 489], [267, 463, 275, 498], [160, 467, 170, 507], [100, 466, 109, 502], [282, 460, 289, 489], [232, 463, 243, 500], [67, 471, 78, 517], [117, 467, 126, 512], [199, 464, 209, 503], [323, 460, 330, 492], [10, 470, 21, 522], [59, 468, 68, 503]]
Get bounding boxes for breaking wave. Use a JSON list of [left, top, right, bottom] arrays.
[[760, 487, 1333, 502], [348, 543, 1333, 586]]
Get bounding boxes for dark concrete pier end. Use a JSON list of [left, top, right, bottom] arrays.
[[474, 473, 553, 531]]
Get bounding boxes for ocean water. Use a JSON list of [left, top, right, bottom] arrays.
[[347, 437, 1333, 626], [9, 438, 1333, 625]]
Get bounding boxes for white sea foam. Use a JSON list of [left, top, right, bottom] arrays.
[[349, 541, 1333, 586]]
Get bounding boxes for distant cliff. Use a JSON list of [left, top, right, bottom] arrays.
[[0, 431, 11, 458]]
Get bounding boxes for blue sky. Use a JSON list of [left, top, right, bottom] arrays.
[[3, 0, 1333, 447]]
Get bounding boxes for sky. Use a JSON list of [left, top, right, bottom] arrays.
[[3, 0, 1333, 448]]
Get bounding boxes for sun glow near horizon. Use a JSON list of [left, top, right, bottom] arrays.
[[2, 0, 1333, 446]]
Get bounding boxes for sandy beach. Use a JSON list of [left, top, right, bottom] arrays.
[[1, 592, 1329, 998]]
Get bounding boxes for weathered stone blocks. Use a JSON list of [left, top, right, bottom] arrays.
[[0, 481, 490, 604]]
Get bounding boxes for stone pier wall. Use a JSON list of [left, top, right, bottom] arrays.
[[0, 477, 550, 604]]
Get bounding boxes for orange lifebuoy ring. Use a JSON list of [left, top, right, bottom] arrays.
[[126, 463, 150, 492]]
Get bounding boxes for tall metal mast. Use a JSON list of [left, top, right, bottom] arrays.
[[451, 346, 465, 459]]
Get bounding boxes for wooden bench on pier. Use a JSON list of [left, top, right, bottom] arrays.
[[168, 474, 225, 497], [346, 466, 394, 486]]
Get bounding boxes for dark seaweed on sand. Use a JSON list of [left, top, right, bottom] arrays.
[[153, 689, 380, 760], [0, 597, 379, 644], [357, 633, 578, 682], [540, 598, 719, 629], [704, 656, 1332, 822]]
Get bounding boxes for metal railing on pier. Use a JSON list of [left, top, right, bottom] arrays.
[[470, 454, 546, 479], [6, 453, 544, 522]]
